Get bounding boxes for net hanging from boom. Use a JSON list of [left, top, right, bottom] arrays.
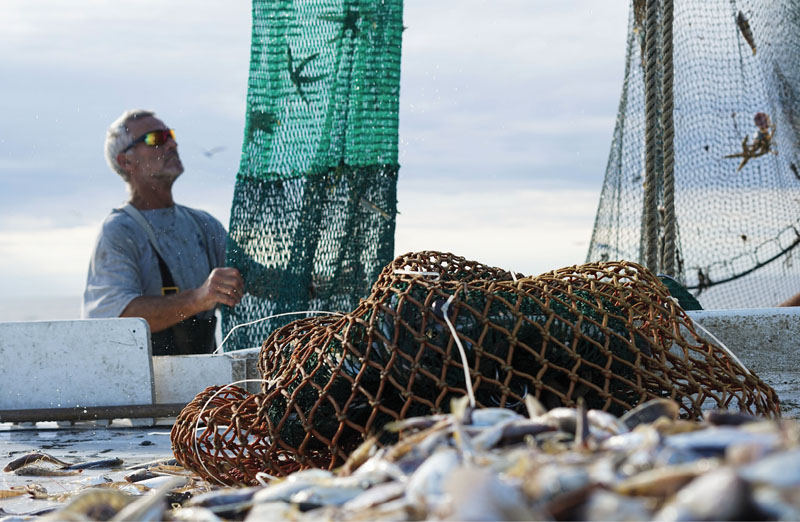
[[587, 0, 800, 308], [222, 0, 404, 350]]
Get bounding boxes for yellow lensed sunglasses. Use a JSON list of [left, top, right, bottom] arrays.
[[123, 129, 176, 152]]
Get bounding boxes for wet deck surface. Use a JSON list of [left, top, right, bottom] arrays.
[[0, 422, 175, 517]]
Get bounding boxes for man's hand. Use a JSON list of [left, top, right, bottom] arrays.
[[121, 267, 245, 333], [196, 267, 245, 310]]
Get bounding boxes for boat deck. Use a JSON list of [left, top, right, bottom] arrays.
[[0, 422, 175, 517]]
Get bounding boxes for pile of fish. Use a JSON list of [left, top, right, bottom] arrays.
[[2, 396, 799, 521]]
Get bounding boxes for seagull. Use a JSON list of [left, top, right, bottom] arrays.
[[202, 146, 226, 158]]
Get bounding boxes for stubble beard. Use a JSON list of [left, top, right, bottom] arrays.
[[152, 153, 184, 182]]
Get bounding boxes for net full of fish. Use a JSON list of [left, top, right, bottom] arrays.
[[29, 397, 800, 521], [170, 251, 779, 485]]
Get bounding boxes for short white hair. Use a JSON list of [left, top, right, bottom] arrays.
[[105, 109, 155, 181]]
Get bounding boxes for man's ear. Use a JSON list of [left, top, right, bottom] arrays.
[[117, 152, 133, 173]]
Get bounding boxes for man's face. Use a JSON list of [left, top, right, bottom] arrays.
[[121, 115, 184, 182]]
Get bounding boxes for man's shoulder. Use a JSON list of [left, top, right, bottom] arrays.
[[96, 207, 150, 243], [89, 208, 149, 256], [100, 207, 139, 232]]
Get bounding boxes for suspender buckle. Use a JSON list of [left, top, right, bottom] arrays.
[[161, 286, 180, 295]]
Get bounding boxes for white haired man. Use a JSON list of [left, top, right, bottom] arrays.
[[82, 109, 244, 355]]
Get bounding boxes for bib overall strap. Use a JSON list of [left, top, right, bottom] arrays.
[[120, 204, 180, 295]]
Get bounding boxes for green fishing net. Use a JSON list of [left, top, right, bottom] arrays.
[[222, 0, 404, 349], [587, 0, 800, 308]]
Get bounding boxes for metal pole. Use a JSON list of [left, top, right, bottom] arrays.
[[0, 403, 187, 424]]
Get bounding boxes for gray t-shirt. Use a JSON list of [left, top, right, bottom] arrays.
[[81, 204, 227, 320]]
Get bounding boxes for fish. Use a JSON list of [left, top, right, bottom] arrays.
[[383, 414, 449, 433], [245, 501, 300, 521], [42, 489, 135, 521], [586, 409, 628, 438], [339, 435, 379, 475], [0, 489, 26, 499], [252, 480, 314, 505], [14, 465, 83, 477], [108, 477, 186, 521], [383, 419, 452, 465], [736, 11, 756, 55], [540, 407, 580, 434], [252, 472, 334, 505], [405, 447, 460, 509], [470, 407, 524, 427], [614, 459, 714, 497], [148, 464, 191, 475], [579, 489, 653, 520], [11, 395, 800, 520], [445, 466, 540, 521], [125, 457, 178, 470], [290, 485, 366, 507], [525, 395, 547, 418], [601, 425, 661, 454], [185, 486, 261, 516], [96, 482, 151, 496], [704, 410, 758, 426], [171, 506, 225, 521], [350, 453, 406, 484], [62, 457, 124, 470], [135, 475, 190, 490], [665, 426, 781, 456], [76, 475, 113, 487], [185, 405, 800, 520], [3, 451, 70, 472], [751, 486, 800, 520], [0, 506, 58, 518], [619, 398, 679, 429], [342, 481, 406, 511], [739, 449, 800, 488], [472, 418, 555, 450], [359, 197, 392, 221], [124, 469, 162, 483], [654, 467, 751, 520]]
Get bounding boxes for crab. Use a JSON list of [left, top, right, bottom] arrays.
[[724, 112, 776, 171]]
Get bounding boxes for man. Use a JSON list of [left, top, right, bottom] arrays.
[[82, 109, 244, 355]]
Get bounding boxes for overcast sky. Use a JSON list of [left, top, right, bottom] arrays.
[[0, 1, 630, 319]]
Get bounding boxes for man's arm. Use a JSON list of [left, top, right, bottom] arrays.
[[121, 267, 244, 333]]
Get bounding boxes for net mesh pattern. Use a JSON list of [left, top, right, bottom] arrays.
[[587, 0, 800, 308], [222, 0, 403, 349], [171, 251, 780, 486]]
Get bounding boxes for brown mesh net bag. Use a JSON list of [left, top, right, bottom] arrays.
[[171, 251, 780, 485]]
